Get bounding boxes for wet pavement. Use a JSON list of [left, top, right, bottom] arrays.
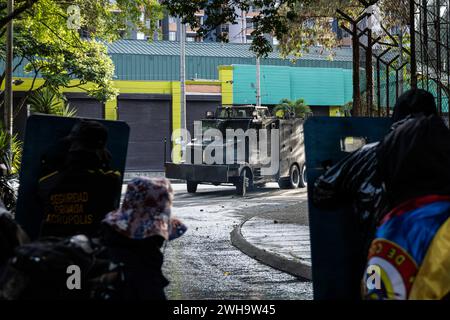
[[157, 183, 313, 300]]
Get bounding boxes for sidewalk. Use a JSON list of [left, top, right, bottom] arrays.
[[230, 201, 312, 280]]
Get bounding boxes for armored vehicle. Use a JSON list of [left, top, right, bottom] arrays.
[[165, 106, 306, 196]]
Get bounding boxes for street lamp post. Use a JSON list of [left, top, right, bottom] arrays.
[[256, 56, 261, 106], [177, 17, 187, 163], [179, 18, 186, 132]]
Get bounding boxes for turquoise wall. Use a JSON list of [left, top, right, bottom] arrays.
[[232, 64, 353, 106], [374, 74, 449, 112]]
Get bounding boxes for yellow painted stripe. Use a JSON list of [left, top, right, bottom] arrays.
[[1, 77, 46, 91], [105, 98, 117, 120], [329, 106, 342, 117], [5, 78, 220, 94], [218, 65, 233, 105], [112, 80, 172, 94], [171, 81, 181, 133], [171, 81, 181, 163]]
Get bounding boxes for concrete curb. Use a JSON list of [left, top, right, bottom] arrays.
[[230, 218, 312, 281]]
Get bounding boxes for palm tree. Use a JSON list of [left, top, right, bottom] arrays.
[[28, 87, 77, 117], [0, 130, 22, 175], [0, 130, 22, 212], [274, 98, 312, 119]]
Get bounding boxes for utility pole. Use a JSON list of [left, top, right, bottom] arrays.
[[241, 9, 245, 43], [5, 0, 14, 139], [256, 56, 261, 106], [179, 18, 186, 132]]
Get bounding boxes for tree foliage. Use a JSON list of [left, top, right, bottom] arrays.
[[163, 0, 361, 57], [0, 0, 163, 111], [274, 98, 311, 119], [0, 0, 39, 31], [12, 2, 119, 102], [0, 130, 22, 175], [162, 0, 409, 57], [27, 87, 77, 117]]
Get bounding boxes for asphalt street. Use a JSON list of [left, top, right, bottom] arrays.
[[156, 183, 313, 300]]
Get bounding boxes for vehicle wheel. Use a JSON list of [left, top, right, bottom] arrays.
[[299, 164, 307, 188], [187, 180, 198, 193], [236, 169, 252, 196], [278, 164, 300, 189]]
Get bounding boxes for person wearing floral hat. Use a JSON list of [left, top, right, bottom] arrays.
[[100, 177, 186, 300]]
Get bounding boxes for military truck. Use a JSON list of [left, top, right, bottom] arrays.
[[165, 105, 306, 196]]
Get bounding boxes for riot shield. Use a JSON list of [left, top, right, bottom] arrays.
[[16, 114, 130, 240], [304, 116, 391, 300]]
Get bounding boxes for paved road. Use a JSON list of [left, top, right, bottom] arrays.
[[157, 183, 313, 300]]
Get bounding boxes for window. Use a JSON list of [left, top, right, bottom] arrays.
[[169, 31, 176, 41], [169, 16, 177, 24], [216, 107, 254, 119], [186, 36, 195, 42]]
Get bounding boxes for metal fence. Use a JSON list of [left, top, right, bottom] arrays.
[[339, 0, 450, 122], [413, 0, 450, 116]]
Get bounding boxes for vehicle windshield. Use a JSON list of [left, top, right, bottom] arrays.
[[216, 107, 254, 119], [201, 120, 220, 135], [200, 119, 252, 138]]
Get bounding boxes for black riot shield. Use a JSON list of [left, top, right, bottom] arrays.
[[304, 116, 391, 300], [16, 114, 130, 240]]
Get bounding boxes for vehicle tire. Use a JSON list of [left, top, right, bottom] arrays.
[[278, 177, 290, 189], [299, 164, 307, 188], [278, 164, 300, 189], [236, 169, 252, 196], [187, 180, 198, 193]]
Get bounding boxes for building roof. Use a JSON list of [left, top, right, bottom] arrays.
[[107, 40, 353, 62], [3, 40, 353, 81]]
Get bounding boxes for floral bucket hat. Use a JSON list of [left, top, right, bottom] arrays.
[[103, 177, 186, 240]]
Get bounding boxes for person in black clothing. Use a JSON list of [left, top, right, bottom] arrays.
[[312, 89, 438, 276], [39, 136, 72, 178], [0, 201, 28, 272], [38, 120, 122, 238], [101, 177, 186, 300]]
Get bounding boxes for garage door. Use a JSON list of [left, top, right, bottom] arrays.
[[118, 94, 171, 171], [0, 93, 29, 141], [65, 93, 104, 119], [186, 95, 221, 137]]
